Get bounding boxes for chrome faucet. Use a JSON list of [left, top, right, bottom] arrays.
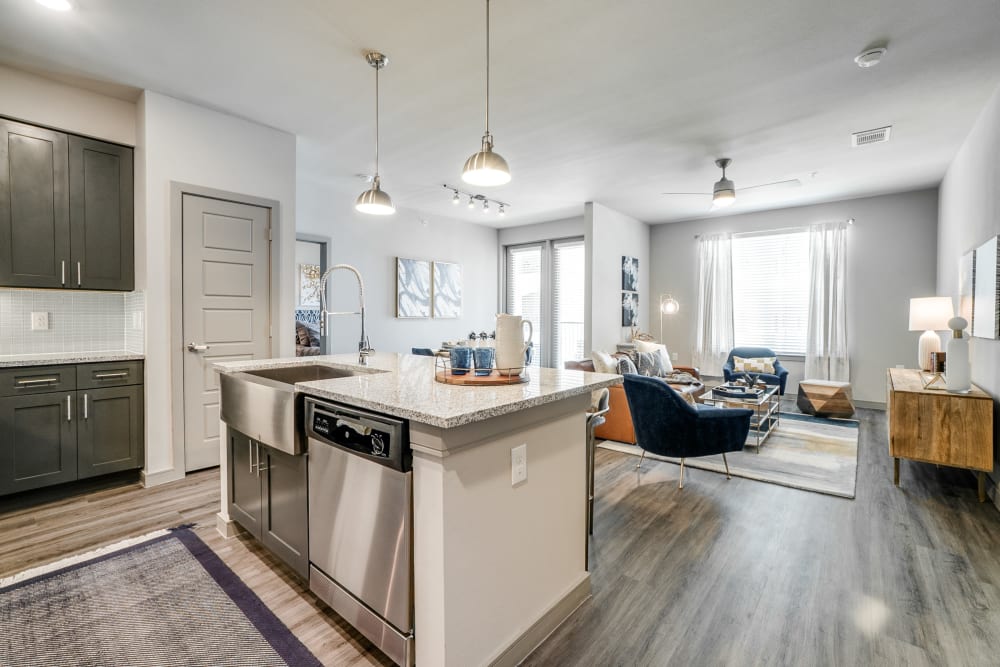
[[318, 264, 373, 364]]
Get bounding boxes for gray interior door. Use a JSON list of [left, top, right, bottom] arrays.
[[182, 194, 271, 471]]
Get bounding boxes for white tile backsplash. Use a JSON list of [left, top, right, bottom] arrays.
[[0, 289, 145, 356]]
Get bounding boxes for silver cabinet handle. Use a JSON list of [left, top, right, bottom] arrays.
[[61, 260, 66, 286], [83, 394, 88, 420], [66, 394, 71, 422], [249, 441, 256, 474], [187, 343, 210, 352], [256, 441, 269, 474], [95, 372, 128, 379], [77, 261, 81, 286], [16, 377, 59, 386]]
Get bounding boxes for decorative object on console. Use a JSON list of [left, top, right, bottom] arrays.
[[355, 52, 395, 215], [972, 235, 999, 339], [946, 316, 971, 392], [297, 263, 321, 307], [621, 292, 639, 326], [396, 257, 431, 318], [462, 0, 511, 186], [432, 261, 462, 318], [621, 256, 639, 291], [908, 296, 953, 370]]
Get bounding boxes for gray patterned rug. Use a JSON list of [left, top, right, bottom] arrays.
[[0, 528, 321, 667], [599, 412, 860, 498]]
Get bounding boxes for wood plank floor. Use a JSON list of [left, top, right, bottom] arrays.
[[2, 407, 999, 666], [524, 408, 1000, 666]]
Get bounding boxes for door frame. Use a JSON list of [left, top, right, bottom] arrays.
[[168, 182, 281, 478], [296, 233, 332, 354]]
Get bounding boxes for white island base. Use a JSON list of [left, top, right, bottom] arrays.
[[411, 394, 591, 667]]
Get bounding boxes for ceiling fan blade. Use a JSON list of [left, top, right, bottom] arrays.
[[736, 179, 802, 194], [661, 192, 711, 196]]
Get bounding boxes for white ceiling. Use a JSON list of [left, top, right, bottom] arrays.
[[1, 0, 999, 227]]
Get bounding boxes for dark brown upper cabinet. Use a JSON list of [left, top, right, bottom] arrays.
[[0, 117, 134, 291]]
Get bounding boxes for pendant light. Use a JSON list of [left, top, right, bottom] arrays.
[[462, 0, 511, 186], [355, 52, 395, 215]]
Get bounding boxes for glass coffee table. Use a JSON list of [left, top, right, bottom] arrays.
[[698, 383, 781, 451]]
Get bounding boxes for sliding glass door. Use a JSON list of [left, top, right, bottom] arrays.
[[504, 237, 585, 368]]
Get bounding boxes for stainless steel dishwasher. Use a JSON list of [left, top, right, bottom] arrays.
[[304, 398, 413, 667]]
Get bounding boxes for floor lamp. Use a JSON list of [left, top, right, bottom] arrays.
[[659, 294, 679, 342]]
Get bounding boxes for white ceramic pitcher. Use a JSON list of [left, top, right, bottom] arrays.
[[495, 313, 533, 376]]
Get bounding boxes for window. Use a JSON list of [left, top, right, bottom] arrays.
[[731, 230, 809, 355], [504, 237, 585, 368]]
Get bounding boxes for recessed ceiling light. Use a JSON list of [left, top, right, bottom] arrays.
[[35, 0, 72, 10], [854, 47, 887, 68]]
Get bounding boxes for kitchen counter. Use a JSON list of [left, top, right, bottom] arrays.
[[0, 351, 145, 368], [214, 352, 621, 429]]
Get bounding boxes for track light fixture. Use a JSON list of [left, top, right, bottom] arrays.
[[443, 184, 510, 218]]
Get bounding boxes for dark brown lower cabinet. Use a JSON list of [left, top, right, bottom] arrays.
[[0, 392, 76, 495], [227, 428, 308, 578], [0, 361, 144, 497]]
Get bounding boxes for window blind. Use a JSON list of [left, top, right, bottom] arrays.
[[552, 238, 585, 367], [504, 244, 543, 367], [731, 230, 809, 355]]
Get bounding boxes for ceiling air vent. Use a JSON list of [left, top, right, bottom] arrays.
[[851, 125, 892, 147]]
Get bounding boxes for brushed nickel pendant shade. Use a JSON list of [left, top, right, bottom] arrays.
[[356, 51, 395, 215], [462, 0, 511, 186]]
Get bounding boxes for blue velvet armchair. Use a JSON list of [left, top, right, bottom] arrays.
[[623, 374, 752, 489], [722, 346, 790, 395]]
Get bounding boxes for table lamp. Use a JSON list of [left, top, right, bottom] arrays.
[[908, 297, 953, 371]]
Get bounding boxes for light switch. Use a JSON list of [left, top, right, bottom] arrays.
[[30, 312, 49, 331]]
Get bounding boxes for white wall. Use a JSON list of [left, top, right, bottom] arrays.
[[137, 91, 296, 483], [497, 215, 584, 246], [937, 83, 1000, 481], [585, 202, 650, 354], [296, 160, 498, 354], [0, 64, 135, 145], [649, 189, 939, 404]]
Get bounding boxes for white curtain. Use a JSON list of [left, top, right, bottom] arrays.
[[695, 233, 734, 376], [805, 222, 849, 381]]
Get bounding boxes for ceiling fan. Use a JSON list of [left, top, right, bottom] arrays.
[[662, 158, 801, 210]]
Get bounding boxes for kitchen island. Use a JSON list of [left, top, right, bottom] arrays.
[[214, 352, 620, 667]]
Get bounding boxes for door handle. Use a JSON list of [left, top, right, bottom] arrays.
[[83, 393, 88, 420], [187, 343, 210, 352], [61, 260, 66, 286], [249, 441, 256, 474], [77, 261, 81, 286], [66, 394, 71, 422]]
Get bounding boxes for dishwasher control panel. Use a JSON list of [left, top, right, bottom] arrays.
[[306, 399, 410, 472]]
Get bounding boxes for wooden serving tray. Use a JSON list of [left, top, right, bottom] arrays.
[[435, 370, 529, 386]]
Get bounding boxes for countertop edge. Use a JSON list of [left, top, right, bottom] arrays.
[[0, 352, 146, 368]]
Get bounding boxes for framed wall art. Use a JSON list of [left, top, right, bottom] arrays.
[[432, 261, 462, 318], [396, 257, 432, 318]]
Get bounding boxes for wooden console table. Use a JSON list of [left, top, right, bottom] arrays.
[[886, 368, 994, 502]]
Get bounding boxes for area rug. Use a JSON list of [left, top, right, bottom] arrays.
[[0, 527, 321, 667], [599, 412, 860, 498]]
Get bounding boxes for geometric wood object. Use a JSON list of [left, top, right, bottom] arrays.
[[797, 379, 855, 418]]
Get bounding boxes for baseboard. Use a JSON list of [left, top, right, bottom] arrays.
[[855, 400, 886, 410], [140, 467, 185, 488], [487, 573, 591, 667], [216, 512, 239, 539]]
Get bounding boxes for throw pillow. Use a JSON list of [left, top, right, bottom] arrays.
[[635, 351, 668, 378], [295, 321, 311, 347], [733, 355, 777, 374], [591, 350, 618, 374], [635, 340, 675, 374], [616, 356, 638, 375]]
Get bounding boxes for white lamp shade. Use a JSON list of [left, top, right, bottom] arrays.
[[908, 297, 953, 331]]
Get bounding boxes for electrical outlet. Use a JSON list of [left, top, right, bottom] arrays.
[[511, 444, 527, 486], [671, 352, 679, 361], [131, 311, 144, 330], [30, 312, 49, 331]]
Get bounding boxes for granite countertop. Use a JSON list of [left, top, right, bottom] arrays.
[[214, 352, 621, 429], [0, 351, 145, 368]]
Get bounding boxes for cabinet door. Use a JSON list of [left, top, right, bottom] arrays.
[[0, 118, 70, 288], [69, 136, 134, 291], [228, 429, 262, 538], [77, 385, 143, 479], [0, 393, 76, 495], [261, 446, 309, 578]]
